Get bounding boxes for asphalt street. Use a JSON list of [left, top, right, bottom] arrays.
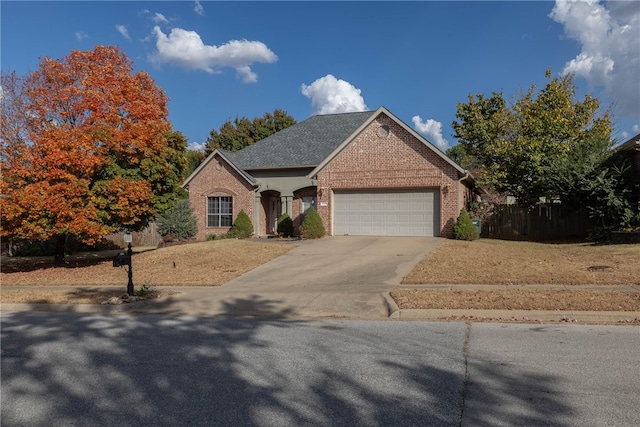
[[1, 312, 638, 426]]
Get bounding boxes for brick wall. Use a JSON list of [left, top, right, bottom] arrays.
[[186, 154, 255, 240], [316, 113, 464, 237]]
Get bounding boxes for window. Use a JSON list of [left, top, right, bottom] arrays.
[[207, 196, 233, 227]]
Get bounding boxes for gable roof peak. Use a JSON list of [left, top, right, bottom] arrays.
[[182, 148, 256, 188], [307, 106, 470, 179]]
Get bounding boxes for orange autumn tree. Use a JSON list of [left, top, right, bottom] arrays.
[[0, 46, 182, 263]]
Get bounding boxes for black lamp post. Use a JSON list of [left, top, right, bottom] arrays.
[[124, 231, 134, 296]]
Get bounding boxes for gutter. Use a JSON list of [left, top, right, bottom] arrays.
[[459, 170, 484, 196]]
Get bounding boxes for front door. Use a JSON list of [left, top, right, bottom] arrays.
[[269, 197, 281, 234]]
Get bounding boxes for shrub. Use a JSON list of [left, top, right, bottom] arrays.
[[277, 213, 294, 237], [300, 207, 325, 239], [135, 285, 151, 298], [227, 210, 253, 239], [452, 208, 478, 240], [157, 199, 198, 240]]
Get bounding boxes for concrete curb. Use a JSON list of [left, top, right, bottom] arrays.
[[381, 292, 400, 318], [2, 301, 639, 325], [394, 308, 640, 324], [379, 292, 639, 324]]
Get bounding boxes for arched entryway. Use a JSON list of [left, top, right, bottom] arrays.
[[260, 190, 281, 235]]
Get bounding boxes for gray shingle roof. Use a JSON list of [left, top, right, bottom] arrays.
[[225, 111, 375, 169]]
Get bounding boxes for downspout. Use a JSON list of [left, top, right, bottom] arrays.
[[458, 171, 471, 212], [253, 185, 261, 238]]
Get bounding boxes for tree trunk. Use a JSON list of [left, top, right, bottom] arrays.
[[54, 234, 67, 265]]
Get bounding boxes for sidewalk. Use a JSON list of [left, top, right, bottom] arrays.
[[2, 284, 639, 325]]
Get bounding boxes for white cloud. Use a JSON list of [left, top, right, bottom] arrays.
[[75, 31, 88, 41], [194, 1, 205, 16], [188, 141, 206, 152], [411, 116, 449, 150], [549, 0, 640, 117], [153, 13, 169, 24], [300, 74, 368, 115], [235, 65, 258, 84], [632, 124, 640, 132], [116, 24, 130, 40], [151, 26, 277, 83]]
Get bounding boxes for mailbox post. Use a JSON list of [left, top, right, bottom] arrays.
[[123, 231, 134, 296]]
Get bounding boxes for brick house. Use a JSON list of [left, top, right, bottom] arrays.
[[183, 106, 476, 239]]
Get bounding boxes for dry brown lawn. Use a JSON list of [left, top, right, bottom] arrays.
[[396, 239, 640, 312], [404, 239, 640, 285], [1, 239, 294, 304], [3, 238, 639, 312], [391, 289, 640, 311]]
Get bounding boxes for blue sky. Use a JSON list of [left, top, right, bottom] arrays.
[[2, 1, 639, 152]]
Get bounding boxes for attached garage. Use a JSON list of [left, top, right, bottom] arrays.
[[333, 189, 440, 237]]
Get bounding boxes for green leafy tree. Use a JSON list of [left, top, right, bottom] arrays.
[[452, 70, 611, 205], [154, 130, 188, 215], [543, 137, 639, 237], [452, 208, 478, 241], [252, 109, 297, 141], [300, 207, 325, 239], [445, 144, 478, 170], [157, 199, 198, 240], [205, 109, 296, 154], [184, 149, 206, 180], [227, 210, 253, 238], [277, 213, 294, 237]]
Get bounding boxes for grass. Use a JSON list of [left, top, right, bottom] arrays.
[[391, 289, 640, 311], [403, 239, 640, 285], [395, 239, 640, 312], [1, 239, 294, 304], [3, 237, 639, 312]]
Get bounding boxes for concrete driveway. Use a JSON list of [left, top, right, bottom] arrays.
[[143, 236, 443, 319], [230, 236, 441, 291]]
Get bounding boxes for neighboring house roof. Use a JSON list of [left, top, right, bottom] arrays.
[[619, 133, 640, 151], [182, 106, 472, 188], [225, 110, 375, 170]]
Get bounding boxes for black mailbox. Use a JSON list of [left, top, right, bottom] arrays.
[[112, 252, 130, 267]]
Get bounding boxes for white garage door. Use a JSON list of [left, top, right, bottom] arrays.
[[333, 189, 440, 237]]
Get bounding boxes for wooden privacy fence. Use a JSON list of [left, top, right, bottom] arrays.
[[105, 222, 163, 248], [481, 204, 588, 241]]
